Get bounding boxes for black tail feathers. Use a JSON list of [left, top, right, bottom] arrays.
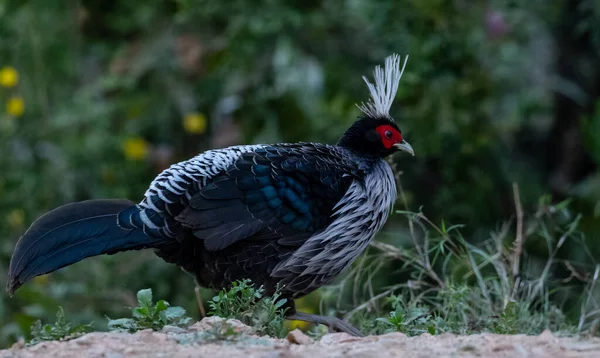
[[7, 199, 167, 295]]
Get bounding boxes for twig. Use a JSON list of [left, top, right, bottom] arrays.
[[397, 177, 424, 262], [563, 261, 591, 283], [392, 164, 446, 290], [532, 214, 581, 299], [509, 276, 521, 303], [353, 254, 368, 306], [369, 241, 404, 259], [195, 285, 206, 318], [389, 161, 423, 259], [344, 288, 395, 320], [369, 240, 446, 288], [512, 182, 524, 278]]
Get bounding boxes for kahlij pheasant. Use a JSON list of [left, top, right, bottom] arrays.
[[7, 54, 414, 336]]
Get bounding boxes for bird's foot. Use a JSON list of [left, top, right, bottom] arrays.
[[286, 311, 364, 337]]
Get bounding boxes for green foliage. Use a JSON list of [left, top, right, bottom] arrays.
[[339, 197, 594, 337], [1, 0, 600, 348], [250, 291, 289, 338], [209, 280, 263, 319], [372, 289, 572, 337], [107, 288, 191, 333], [28, 307, 92, 345], [208, 280, 289, 338]]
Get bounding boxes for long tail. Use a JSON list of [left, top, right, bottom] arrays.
[[7, 199, 168, 295]]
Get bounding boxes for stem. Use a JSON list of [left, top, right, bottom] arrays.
[[512, 182, 525, 278]]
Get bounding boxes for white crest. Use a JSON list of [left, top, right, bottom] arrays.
[[357, 54, 408, 119]]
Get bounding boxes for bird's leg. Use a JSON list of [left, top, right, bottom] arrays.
[[284, 301, 364, 337], [286, 311, 365, 337], [194, 285, 206, 317]]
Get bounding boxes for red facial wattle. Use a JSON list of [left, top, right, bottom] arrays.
[[375, 125, 402, 149]]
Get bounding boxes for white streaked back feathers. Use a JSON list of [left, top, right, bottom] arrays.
[[357, 54, 408, 120], [138, 144, 265, 230]]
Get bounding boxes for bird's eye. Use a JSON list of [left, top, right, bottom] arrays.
[[384, 130, 393, 139]]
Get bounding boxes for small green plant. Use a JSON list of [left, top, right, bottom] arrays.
[[208, 279, 289, 338], [107, 288, 191, 332], [28, 307, 92, 345], [209, 279, 263, 319], [493, 301, 519, 334], [250, 291, 289, 337], [375, 295, 443, 336]]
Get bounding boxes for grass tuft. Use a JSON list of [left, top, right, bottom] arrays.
[[28, 307, 92, 345], [330, 182, 600, 337]]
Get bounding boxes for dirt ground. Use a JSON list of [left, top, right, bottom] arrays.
[[2, 317, 600, 358]]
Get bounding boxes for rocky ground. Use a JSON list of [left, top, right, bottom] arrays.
[[2, 317, 600, 358]]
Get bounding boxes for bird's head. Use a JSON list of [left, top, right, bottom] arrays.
[[338, 116, 413, 157], [338, 54, 414, 158]]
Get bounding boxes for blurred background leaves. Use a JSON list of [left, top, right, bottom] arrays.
[[1, 0, 600, 346]]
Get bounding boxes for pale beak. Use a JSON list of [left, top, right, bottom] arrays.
[[393, 140, 414, 156]]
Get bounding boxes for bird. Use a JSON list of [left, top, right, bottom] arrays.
[[7, 53, 414, 337]]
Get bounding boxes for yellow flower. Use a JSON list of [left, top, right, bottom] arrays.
[[6, 96, 24, 116], [287, 319, 313, 331], [183, 112, 207, 134], [123, 137, 149, 160], [0, 66, 18, 87], [7, 208, 25, 229]]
